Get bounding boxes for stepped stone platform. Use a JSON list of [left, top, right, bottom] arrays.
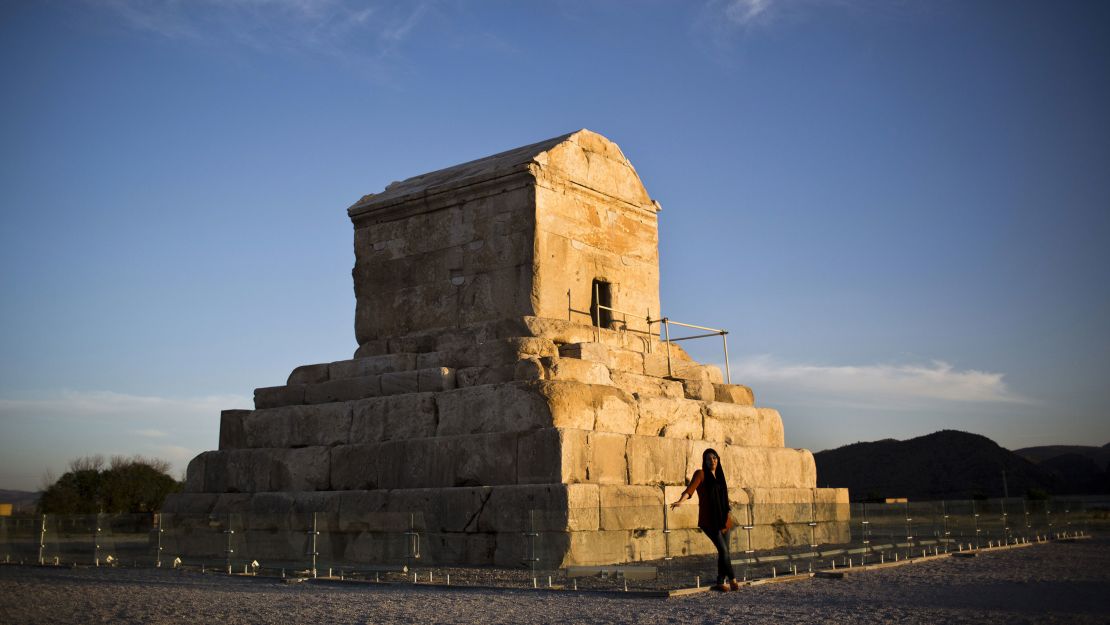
[[164, 130, 848, 566]]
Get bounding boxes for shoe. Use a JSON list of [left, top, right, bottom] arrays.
[[715, 583, 730, 592], [729, 580, 740, 591]]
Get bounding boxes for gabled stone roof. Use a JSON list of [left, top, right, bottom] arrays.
[[348, 129, 655, 218]]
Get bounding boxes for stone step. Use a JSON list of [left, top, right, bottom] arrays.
[[162, 483, 849, 567], [255, 367, 457, 409], [233, 381, 782, 452], [190, 428, 809, 496]]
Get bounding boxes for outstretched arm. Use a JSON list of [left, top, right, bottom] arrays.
[[670, 470, 703, 509]]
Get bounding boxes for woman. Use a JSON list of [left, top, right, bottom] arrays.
[[670, 448, 738, 591]]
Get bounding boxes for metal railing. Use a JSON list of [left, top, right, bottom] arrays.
[[576, 283, 733, 384]]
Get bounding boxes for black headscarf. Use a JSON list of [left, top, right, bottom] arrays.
[[701, 448, 730, 530]]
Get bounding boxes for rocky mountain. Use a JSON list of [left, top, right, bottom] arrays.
[[813, 430, 1074, 501]]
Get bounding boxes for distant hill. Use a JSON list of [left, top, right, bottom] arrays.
[[1014, 444, 1110, 469], [813, 430, 1069, 501], [0, 489, 41, 513], [1013, 443, 1110, 494]]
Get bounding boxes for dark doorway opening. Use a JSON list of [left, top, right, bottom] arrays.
[[591, 279, 613, 328]]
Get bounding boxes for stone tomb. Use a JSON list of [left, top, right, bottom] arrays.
[[164, 130, 849, 567]]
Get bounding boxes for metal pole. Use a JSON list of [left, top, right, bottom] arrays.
[[155, 514, 164, 568], [309, 512, 320, 579], [38, 514, 46, 566], [662, 503, 672, 561], [721, 331, 731, 384], [663, 319, 673, 378], [94, 513, 102, 567], [593, 282, 600, 342], [224, 517, 235, 575]]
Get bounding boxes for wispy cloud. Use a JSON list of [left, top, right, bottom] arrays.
[[88, 0, 435, 77], [729, 356, 1030, 405], [724, 0, 775, 26]]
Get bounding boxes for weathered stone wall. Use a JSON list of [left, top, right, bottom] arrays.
[[532, 135, 660, 334], [351, 183, 537, 343]]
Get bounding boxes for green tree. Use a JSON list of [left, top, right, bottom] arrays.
[[38, 455, 182, 514]]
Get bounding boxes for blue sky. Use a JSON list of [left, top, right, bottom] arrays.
[[1, 0, 1108, 491]]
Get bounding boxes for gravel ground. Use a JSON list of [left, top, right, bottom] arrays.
[[1, 537, 1107, 624]]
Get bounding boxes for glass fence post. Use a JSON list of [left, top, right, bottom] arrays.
[[904, 501, 913, 546], [522, 510, 539, 582], [1001, 497, 1010, 541], [405, 513, 421, 574], [808, 492, 818, 548], [971, 499, 980, 549], [306, 512, 320, 579], [38, 514, 46, 566], [94, 513, 103, 566], [942, 501, 950, 552], [662, 503, 672, 561], [224, 515, 235, 575]]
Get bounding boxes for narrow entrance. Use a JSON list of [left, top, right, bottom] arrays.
[[591, 279, 612, 328]]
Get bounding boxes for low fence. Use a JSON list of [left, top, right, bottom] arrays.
[[0, 497, 1099, 591]]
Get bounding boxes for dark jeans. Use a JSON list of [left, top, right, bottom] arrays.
[[702, 528, 736, 584]]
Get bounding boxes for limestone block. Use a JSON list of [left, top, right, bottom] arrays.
[[702, 403, 784, 447], [254, 384, 305, 409], [455, 365, 515, 387], [561, 530, 631, 566], [422, 532, 498, 566], [476, 337, 559, 367], [606, 348, 645, 375], [634, 396, 703, 439], [329, 354, 417, 379], [480, 483, 600, 533], [599, 485, 664, 530], [211, 493, 252, 515], [243, 402, 353, 448], [219, 409, 250, 449], [160, 492, 217, 514], [516, 428, 581, 484], [513, 358, 544, 381], [642, 345, 695, 378], [329, 444, 378, 490], [377, 433, 520, 490], [538, 381, 638, 433], [304, 375, 381, 404], [587, 432, 629, 485], [719, 446, 817, 489], [681, 378, 715, 401], [183, 453, 207, 493], [436, 382, 553, 436], [288, 363, 329, 385], [627, 436, 688, 486], [522, 316, 602, 346], [380, 370, 419, 395], [713, 384, 755, 406], [387, 334, 437, 355], [278, 448, 331, 492], [418, 366, 457, 392], [247, 491, 295, 516], [609, 371, 683, 399], [540, 356, 612, 385], [350, 392, 437, 443], [290, 491, 343, 514], [353, 339, 389, 359], [388, 487, 491, 533], [662, 485, 700, 529], [333, 490, 391, 531], [558, 342, 610, 364]]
